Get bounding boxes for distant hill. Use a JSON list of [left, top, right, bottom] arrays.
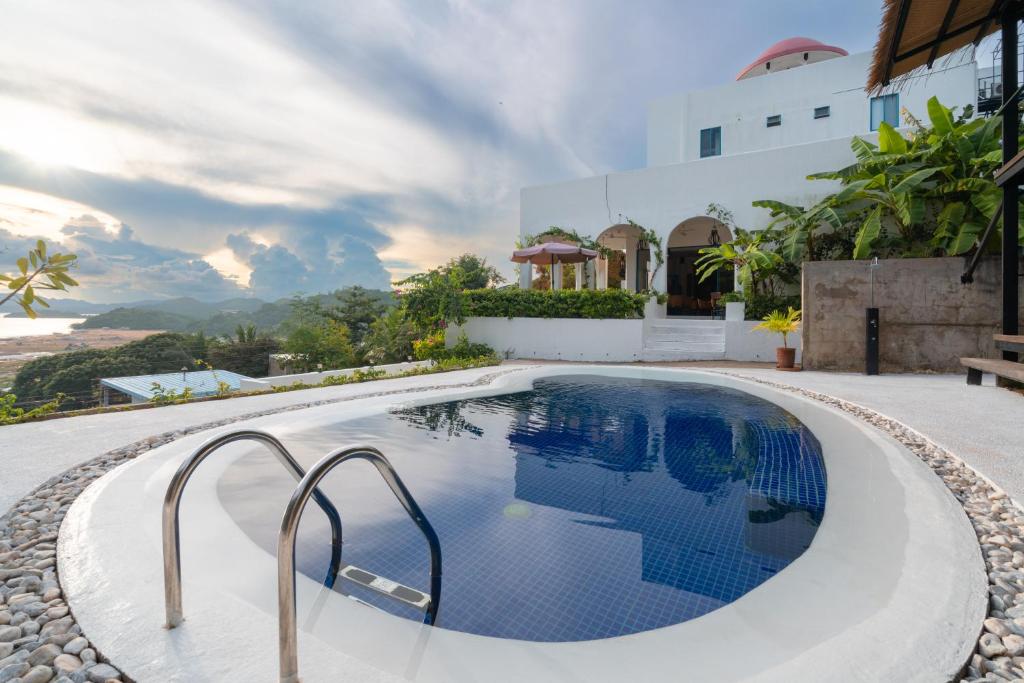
[[8, 295, 267, 319], [67, 290, 395, 336], [73, 307, 197, 331]]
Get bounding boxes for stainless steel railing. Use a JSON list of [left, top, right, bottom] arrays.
[[277, 446, 442, 683], [162, 429, 343, 628]]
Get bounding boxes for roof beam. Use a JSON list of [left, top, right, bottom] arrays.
[[883, 0, 914, 85], [894, 11, 1002, 62], [928, 0, 963, 67]]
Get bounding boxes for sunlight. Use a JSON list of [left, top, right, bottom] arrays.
[[0, 185, 120, 240]]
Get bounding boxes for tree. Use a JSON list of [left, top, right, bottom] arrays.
[[204, 325, 281, 377], [444, 254, 505, 289], [362, 306, 418, 364], [0, 240, 79, 318], [282, 321, 357, 372]]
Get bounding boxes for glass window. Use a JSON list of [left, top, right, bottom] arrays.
[[814, 106, 831, 119], [766, 114, 782, 127], [870, 94, 899, 130], [699, 126, 721, 158]]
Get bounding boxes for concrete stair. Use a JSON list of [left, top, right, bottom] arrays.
[[642, 319, 726, 361]]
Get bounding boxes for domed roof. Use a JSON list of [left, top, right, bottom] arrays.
[[736, 37, 848, 81]]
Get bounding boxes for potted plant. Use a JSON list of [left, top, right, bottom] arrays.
[[753, 307, 801, 370]]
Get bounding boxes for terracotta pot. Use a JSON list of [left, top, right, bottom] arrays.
[[775, 347, 796, 369]]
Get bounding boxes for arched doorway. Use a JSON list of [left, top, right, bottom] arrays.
[[596, 223, 649, 292], [666, 216, 733, 316]]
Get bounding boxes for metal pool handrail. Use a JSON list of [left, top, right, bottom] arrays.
[[278, 446, 442, 683], [162, 429, 343, 629]]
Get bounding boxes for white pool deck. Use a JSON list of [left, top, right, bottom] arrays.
[[0, 363, 1018, 682]]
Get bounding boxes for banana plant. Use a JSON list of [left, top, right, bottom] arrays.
[[695, 229, 781, 297], [757, 96, 1016, 260]]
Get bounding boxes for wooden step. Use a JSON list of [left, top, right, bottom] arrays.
[[961, 357, 1024, 385], [994, 334, 1024, 354]]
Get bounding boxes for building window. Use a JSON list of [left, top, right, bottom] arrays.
[[870, 93, 899, 130], [766, 114, 782, 128], [814, 106, 831, 119], [699, 126, 721, 158]]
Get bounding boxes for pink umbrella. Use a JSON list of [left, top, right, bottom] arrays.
[[511, 242, 598, 265]]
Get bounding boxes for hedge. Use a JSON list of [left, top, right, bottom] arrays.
[[462, 288, 647, 319]]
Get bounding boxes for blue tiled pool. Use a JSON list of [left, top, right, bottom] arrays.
[[220, 375, 826, 642]]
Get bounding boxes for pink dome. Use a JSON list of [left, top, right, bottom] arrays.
[[736, 37, 848, 80]]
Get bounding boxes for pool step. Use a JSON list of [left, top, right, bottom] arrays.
[[339, 564, 431, 612]]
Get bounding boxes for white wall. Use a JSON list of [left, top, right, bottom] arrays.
[[726, 321, 802, 363], [521, 135, 855, 296], [454, 317, 799, 364], [239, 360, 434, 390], [646, 51, 977, 166], [451, 318, 645, 362]]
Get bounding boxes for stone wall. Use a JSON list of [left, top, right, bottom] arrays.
[[802, 257, 1024, 373]]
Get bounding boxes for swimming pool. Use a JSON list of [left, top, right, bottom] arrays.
[[219, 374, 826, 642]]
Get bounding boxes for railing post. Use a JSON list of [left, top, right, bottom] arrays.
[[162, 430, 343, 629], [278, 446, 442, 683]]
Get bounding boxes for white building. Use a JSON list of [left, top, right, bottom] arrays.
[[518, 37, 979, 319]]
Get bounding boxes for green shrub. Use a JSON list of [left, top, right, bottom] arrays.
[[462, 288, 646, 319], [743, 294, 801, 321], [413, 331, 494, 361]]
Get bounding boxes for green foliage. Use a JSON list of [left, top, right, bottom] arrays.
[[362, 306, 418, 364], [756, 97, 1014, 261], [753, 307, 802, 348], [286, 286, 391, 347], [149, 383, 194, 405], [696, 205, 786, 298], [412, 332, 447, 361], [413, 331, 494, 361], [743, 294, 802, 321], [281, 321, 357, 372], [461, 287, 647, 319], [13, 332, 209, 410], [0, 392, 65, 425], [0, 240, 79, 318], [203, 327, 280, 378], [396, 253, 502, 330], [443, 254, 506, 289]]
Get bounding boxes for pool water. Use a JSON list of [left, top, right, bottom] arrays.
[[219, 375, 826, 642]]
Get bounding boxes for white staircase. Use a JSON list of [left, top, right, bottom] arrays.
[[642, 319, 726, 361]]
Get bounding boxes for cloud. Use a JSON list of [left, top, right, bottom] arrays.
[[0, 1, 883, 303], [227, 230, 390, 298], [0, 214, 247, 303]]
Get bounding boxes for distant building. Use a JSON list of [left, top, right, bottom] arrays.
[[99, 369, 252, 405], [519, 37, 978, 317]]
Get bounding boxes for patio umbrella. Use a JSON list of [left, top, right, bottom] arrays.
[[511, 242, 598, 265]]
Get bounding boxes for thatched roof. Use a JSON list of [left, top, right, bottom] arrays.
[[868, 0, 1006, 92]]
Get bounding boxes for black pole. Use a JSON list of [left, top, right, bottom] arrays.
[[1002, 4, 1020, 361], [866, 308, 880, 375]]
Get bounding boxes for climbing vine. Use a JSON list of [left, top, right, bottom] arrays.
[[624, 218, 664, 294]]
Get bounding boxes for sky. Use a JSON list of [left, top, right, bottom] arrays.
[[0, 0, 885, 303]]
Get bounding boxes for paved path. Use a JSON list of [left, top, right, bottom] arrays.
[[0, 366, 505, 515], [1, 363, 1022, 513]]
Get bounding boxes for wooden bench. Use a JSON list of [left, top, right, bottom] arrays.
[[961, 357, 1024, 385], [995, 334, 1024, 354]]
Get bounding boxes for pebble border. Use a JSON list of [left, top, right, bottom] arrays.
[[712, 372, 1016, 683], [0, 367, 1015, 682], [0, 368, 523, 683]]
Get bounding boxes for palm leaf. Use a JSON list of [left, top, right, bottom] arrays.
[[853, 207, 882, 259]]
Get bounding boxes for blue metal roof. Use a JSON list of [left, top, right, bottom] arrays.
[[100, 369, 252, 401]]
